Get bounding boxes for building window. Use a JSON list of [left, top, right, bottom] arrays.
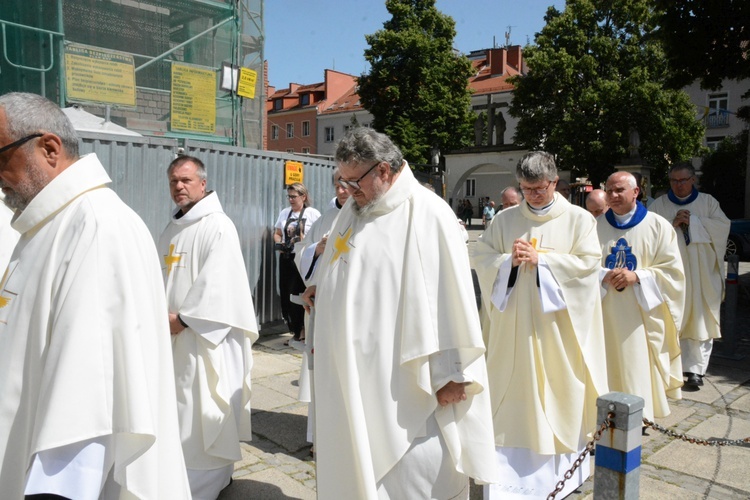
[[325, 127, 334, 142], [706, 136, 724, 151], [302, 147, 310, 154], [286, 148, 294, 153], [300, 94, 310, 105], [302, 121, 310, 137], [465, 178, 476, 197], [271, 125, 279, 140], [286, 123, 294, 139], [273, 99, 283, 111], [707, 93, 729, 128]]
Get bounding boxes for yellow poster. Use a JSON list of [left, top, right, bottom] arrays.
[[65, 44, 136, 107], [285, 161, 304, 185], [171, 63, 216, 134], [237, 68, 257, 99]]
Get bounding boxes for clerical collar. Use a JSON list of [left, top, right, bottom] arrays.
[[335, 198, 343, 209], [526, 198, 556, 216], [605, 201, 647, 229], [667, 187, 699, 205]]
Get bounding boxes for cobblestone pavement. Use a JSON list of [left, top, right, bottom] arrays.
[[217, 227, 750, 499]]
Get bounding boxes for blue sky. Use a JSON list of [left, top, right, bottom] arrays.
[[264, 0, 566, 89]]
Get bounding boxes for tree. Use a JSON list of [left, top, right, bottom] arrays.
[[358, 0, 475, 164], [509, 0, 705, 186], [653, 0, 750, 94], [699, 131, 748, 218]]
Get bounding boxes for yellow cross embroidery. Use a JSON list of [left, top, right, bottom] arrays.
[[164, 244, 183, 276], [330, 227, 353, 264]]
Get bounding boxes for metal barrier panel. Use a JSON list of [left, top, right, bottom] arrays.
[[76, 133, 336, 329]]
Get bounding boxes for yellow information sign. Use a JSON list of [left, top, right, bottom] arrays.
[[237, 68, 257, 99], [65, 44, 136, 107], [171, 63, 216, 134], [285, 161, 304, 185]]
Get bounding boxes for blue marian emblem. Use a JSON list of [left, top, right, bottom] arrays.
[[605, 238, 638, 270]]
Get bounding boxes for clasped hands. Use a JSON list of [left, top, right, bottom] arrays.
[[603, 268, 639, 291], [673, 209, 690, 229], [511, 238, 539, 267]]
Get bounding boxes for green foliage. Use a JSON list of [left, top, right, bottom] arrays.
[[653, 0, 750, 95], [509, 0, 705, 186], [358, 0, 475, 164], [699, 131, 748, 218]]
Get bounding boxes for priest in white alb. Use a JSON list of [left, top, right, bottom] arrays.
[[597, 172, 685, 420], [0, 92, 191, 499], [159, 155, 259, 500], [302, 128, 499, 499], [471, 151, 608, 499], [650, 163, 730, 390]]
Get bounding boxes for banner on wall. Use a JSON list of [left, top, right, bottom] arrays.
[[285, 160, 304, 185]]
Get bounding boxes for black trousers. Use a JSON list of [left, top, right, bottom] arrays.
[[279, 253, 306, 338]]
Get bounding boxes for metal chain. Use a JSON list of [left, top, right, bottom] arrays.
[[546, 413, 613, 500], [643, 418, 750, 447]]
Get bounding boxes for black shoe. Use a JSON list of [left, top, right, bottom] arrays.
[[685, 372, 703, 388]]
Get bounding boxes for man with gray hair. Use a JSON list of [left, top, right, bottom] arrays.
[[0, 92, 190, 498], [302, 127, 498, 498], [472, 151, 608, 498], [159, 154, 259, 499], [650, 163, 730, 389], [500, 186, 522, 209], [597, 171, 685, 421]]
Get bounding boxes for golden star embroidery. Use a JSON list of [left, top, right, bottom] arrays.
[[330, 227, 353, 264], [164, 244, 184, 276], [0, 266, 17, 310], [529, 236, 553, 253]]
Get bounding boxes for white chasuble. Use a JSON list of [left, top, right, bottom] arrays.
[[0, 154, 190, 499], [471, 195, 608, 499], [650, 193, 730, 342], [0, 197, 18, 272], [159, 191, 259, 473], [312, 166, 499, 499], [597, 210, 685, 420]]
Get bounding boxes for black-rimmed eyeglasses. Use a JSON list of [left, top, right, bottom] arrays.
[[0, 133, 43, 156], [337, 161, 382, 191]]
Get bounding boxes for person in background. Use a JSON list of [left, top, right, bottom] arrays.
[[500, 186, 522, 209], [303, 127, 498, 498], [273, 183, 320, 344], [555, 178, 571, 200], [483, 200, 496, 228], [0, 91, 190, 499], [596, 172, 685, 422], [472, 151, 607, 499], [631, 171, 655, 208], [159, 155, 259, 499], [650, 163, 730, 390], [585, 188, 609, 217]]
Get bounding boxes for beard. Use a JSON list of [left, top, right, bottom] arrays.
[[350, 182, 389, 218], [0, 161, 50, 211]]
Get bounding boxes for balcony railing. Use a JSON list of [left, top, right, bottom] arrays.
[[706, 112, 730, 128]]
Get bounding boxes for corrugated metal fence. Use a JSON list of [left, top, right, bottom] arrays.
[[78, 132, 336, 329]]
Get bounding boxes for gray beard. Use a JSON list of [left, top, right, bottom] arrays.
[[351, 188, 387, 218], [0, 161, 50, 211]]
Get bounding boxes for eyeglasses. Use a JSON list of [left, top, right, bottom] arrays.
[[338, 161, 382, 191], [669, 177, 693, 185], [0, 133, 43, 156], [519, 181, 554, 196], [287, 194, 300, 200]]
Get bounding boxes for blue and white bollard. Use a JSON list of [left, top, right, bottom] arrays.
[[594, 392, 644, 499]]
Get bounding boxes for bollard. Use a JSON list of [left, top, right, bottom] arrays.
[[594, 392, 644, 500], [716, 254, 740, 359]]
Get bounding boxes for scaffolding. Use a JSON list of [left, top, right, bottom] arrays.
[[0, 0, 264, 148]]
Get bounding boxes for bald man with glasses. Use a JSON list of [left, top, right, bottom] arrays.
[[650, 163, 730, 390]]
